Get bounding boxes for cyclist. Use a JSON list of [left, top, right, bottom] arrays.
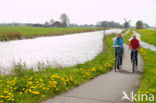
[[113, 34, 124, 67], [129, 34, 140, 67]]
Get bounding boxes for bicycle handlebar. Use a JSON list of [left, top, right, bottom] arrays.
[[112, 45, 121, 48]]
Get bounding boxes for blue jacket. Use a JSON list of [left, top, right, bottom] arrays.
[[113, 37, 124, 50]]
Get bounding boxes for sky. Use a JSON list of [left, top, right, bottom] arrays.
[[0, 0, 156, 27]]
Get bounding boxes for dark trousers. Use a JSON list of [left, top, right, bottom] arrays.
[[131, 50, 138, 66], [115, 49, 123, 66]]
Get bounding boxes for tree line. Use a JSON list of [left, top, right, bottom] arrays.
[[136, 20, 150, 29], [0, 13, 153, 29]]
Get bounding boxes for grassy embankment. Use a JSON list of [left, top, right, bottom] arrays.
[[0, 26, 105, 41], [123, 29, 156, 102], [0, 33, 117, 103], [136, 29, 156, 46]]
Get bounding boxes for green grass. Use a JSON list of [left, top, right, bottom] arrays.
[[123, 29, 156, 103], [0, 26, 104, 41], [136, 48, 156, 103], [121, 28, 128, 34], [123, 29, 133, 44], [0, 34, 116, 103], [136, 29, 156, 46]]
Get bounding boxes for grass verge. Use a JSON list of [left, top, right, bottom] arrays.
[[0, 26, 105, 41], [0, 34, 116, 103], [136, 29, 156, 46]]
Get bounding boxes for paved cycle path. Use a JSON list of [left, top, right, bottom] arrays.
[[44, 44, 144, 103]]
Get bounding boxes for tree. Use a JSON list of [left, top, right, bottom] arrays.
[[45, 21, 49, 25], [136, 21, 143, 29], [60, 13, 69, 27], [96, 21, 122, 28], [50, 19, 54, 25], [143, 23, 149, 28]]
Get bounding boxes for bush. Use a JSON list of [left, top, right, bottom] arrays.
[[1, 31, 22, 40]]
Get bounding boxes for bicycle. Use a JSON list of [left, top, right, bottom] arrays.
[[131, 49, 137, 74], [113, 46, 122, 72]]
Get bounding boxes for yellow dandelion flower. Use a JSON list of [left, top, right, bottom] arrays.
[[70, 76, 73, 81], [19, 92, 22, 94], [36, 81, 39, 83], [48, 81, 52, 84], [52, 74, 55, 77], [39, 79, 43, 82], [28, 81, 32, 84], [56, 88, 59, 91], [0, 100, 4, 103], [11, 98, 15, 101], [52, 81, 57, 84], [28, 89, 32, 93], [29, 77, 32, 80], [32, 91, 40, 95], [91, 68, 96, 72], [55, 75, 60, 78], [5, 96, 10, 99], [145, 91, 149, 94], [64, 82, 66, 85], [53, 85, 56, 88], [4, 91, 9, 93], [30, 86, 36, 89], [42, 95, 45, 97], [0, 95, 5, 98], [61, 77, 65, 81], [8, 93, 12, 95], [74, 81, 77, 84], [14, 77, 17, 80]]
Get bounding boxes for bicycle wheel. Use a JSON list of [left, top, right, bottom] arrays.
[[115, 58, 117, 72], [132, 57, 135, 74], [117, 59, 120, 69]]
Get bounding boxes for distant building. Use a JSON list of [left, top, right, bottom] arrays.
[[32, 21, 65, 27], [52, 21, 64, 27], [32, 24, 43, 27]]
